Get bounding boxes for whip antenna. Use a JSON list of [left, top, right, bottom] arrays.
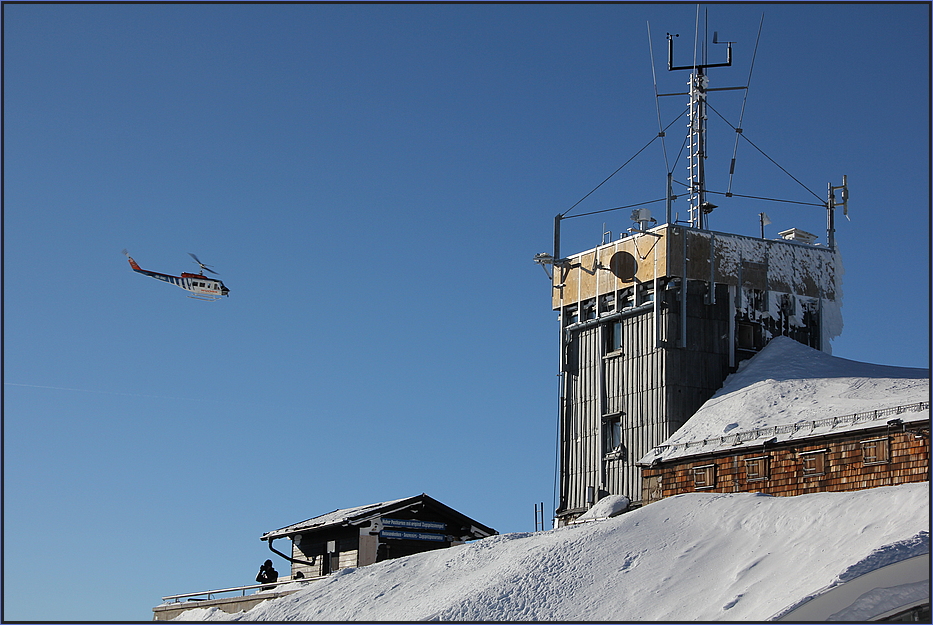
[[647, 21, 671, 173], [726, 14, 764, 196]]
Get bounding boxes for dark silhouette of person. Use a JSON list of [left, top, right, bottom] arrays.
[[256, 559, 278, 590]]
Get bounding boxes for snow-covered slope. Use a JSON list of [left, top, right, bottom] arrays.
[[171, 339, 929, 621], [176, 483, 929, 622]]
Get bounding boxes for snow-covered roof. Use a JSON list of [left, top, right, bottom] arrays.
[[261, 496, 415, 540], [639, 337, 930, 464], [260, 494, 497, 541]]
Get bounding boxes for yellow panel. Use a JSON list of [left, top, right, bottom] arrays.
[[552, 226, 671, 309]]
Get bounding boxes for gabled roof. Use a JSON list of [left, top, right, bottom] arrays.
[[260, 493, 497, 541], [638, 337, 930, 465]]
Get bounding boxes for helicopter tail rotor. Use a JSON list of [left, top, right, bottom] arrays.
[[188, 252, 219, 275]]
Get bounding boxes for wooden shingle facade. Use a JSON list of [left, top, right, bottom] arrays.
[[260, 494, 496, 580], [640, 408, 930, 503]]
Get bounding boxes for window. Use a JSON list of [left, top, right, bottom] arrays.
[[800, 450, 828, 477], [737, 322, 761, 351], [599, 293, 616, 315], [608, 321, 623, 353], [745, 456, 770, 482], [603, 416, 622, 455], [642, 286, 655, 302], [860, 438, 890, 465], [693, 464, 716, 489]]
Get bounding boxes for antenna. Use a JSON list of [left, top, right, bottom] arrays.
[[827, 175, 849, 251], [667, 28, 734, 230]]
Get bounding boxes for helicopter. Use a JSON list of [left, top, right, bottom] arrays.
[[123, 250, 230, 301]]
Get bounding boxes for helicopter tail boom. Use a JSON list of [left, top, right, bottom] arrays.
[[123, 250, 175, 281], [125, 254, 143, 272]]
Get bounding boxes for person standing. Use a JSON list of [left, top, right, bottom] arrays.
[[256, 559, 278, 590]]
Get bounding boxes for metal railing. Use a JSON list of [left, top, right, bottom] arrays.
[[651, 401, 930, 458], [161, 576, 323, 603]]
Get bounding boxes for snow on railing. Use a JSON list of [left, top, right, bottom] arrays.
[[651, 401, 930, 458], [161, 576, 321, 603]]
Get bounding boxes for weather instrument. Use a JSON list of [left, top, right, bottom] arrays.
[[123, 250, 230, 301]]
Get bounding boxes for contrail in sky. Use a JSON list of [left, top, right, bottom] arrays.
[[4, 382, 219, 403]]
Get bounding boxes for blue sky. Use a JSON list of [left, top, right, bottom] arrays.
[[3, 3, 929, 621]]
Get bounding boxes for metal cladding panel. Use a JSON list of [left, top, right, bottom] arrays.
[[559, 285, 748, 516], [617, 312, 673, 501], [561, 325, 601, 514], [560, 307, 684, 512]]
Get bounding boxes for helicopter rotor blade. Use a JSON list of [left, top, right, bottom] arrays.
[[188, 252, 219, 274]]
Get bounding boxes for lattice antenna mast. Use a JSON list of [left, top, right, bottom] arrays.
[[667, 31, 733, 229]]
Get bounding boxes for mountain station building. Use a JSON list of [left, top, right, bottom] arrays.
[[261, 493, 497, 580]]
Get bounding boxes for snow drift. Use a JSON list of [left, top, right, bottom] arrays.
[[174, 483, 929, 622], [642, 337, 930, 463]]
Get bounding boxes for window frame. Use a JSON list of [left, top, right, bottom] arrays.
[[860, 437, 890, 466], [602, 414, 623, 457], [744, 455, 770, 482], [692, 464, 716, 490], [608, 320, 623, 355], [800, 449, 829, 477], [736, 321, 762, 351]]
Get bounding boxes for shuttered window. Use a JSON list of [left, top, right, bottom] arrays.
[[800, 450, 828, 477], [693, 464, 716, 490], [860, 438, 890, 465], [745, 456, 770, 482]]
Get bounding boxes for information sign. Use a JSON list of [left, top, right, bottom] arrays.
[[382, 518, 447, 531], [380, 530, 446, 542]]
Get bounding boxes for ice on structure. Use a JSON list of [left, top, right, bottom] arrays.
[[724, 238, 844, 352]]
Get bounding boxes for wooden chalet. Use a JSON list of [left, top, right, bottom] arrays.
[[260, 493, 497, 579], [153, 494, 495, 620], [636, 338, 930, 502]]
